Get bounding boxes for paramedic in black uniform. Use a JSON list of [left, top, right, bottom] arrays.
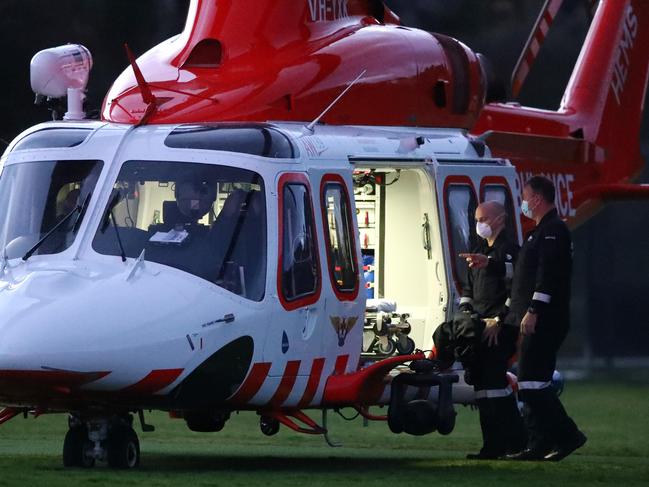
[[458, 200, 526, 459], [505, 176, 586, 461]]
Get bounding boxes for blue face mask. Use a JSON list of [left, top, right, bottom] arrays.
[[521, 200, 534, 219]]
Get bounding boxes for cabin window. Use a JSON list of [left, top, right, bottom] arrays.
[[92, 161, 266, 301], [279, 178, 320, 307], [321, 178, 358, 296], [0, 160, 103, 259], [482, 183, 517, 243], [445, 183, 478, 291]]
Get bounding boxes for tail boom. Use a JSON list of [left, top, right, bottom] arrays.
[[472, 0, 649, 222]]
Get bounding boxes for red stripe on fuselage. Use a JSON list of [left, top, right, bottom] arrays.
[[0, 370, 110, 390], [228, 362, 272, 404], [297, 358, 326, 408], [0, 370, 110, 402], [266, 360, 301, 407], [119, 369, 184, 395], [334, 355, 349, 375]]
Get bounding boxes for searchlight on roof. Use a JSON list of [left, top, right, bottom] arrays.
[[30, 44, 93, 121]]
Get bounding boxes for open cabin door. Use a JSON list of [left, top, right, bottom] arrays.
[[433, 161, 521, 314], [349, 158, 448, 355]]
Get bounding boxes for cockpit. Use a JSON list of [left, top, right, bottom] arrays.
[[92, 160, 267, 301], [0, 124, 284, 303], [1, 156, 268, 306]]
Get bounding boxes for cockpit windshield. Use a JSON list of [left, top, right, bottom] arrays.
[[0, 160, 103, 259], [92, 161, 267, 301]]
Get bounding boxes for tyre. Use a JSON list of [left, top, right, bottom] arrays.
[[396, 337, 416, 355], [106, 425, 140, 469], [63, 427, 95, 468], [377, 338, 396, 355], [260, 416, 280, 436]]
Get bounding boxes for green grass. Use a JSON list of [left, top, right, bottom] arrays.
[[0, 380, 648, 486]]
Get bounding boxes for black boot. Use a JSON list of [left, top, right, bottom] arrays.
[[504, 393, 554, 460], [530, 388, 586, 461]]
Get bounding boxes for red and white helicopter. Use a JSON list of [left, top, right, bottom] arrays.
[[0, 0, 647, 468]]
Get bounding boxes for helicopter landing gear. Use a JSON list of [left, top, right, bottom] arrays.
[[260, 415, 280, 436], [106, 422, 140, 468], [63, 414, 141, 469], [63, 425, 95, 468]]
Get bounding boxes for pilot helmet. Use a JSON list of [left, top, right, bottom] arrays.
[[174, 180, 216, 220]]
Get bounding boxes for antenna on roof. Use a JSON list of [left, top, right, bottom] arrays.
[[124, 43, 157, 126], [302, 69, 367, 135]]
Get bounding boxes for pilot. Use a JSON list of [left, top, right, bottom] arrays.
[[459, 200, 526, 460], [504, 176, 586, 461], [174, 180, 217, 229], [147, 180, 217, 280]]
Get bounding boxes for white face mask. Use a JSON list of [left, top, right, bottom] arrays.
[[476, 221, 493, 240], [521, 200, 533, 219]]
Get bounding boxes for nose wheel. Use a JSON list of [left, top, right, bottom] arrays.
[[62, 426, 95, 468], [106, 424, 140, 468], [62, 415, 141, 469]]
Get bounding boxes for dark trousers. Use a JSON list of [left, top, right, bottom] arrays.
[[517, 316, 580, 449], [471, 325, 526, 454], [472, 324, 518, 391]]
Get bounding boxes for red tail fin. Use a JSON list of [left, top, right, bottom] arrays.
[[561, 0, 649, 173]]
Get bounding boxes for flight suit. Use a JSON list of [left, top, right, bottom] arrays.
[[460, 232, 526, 458], [507, 208, 582, 454]]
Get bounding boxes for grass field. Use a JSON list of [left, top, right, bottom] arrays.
[[0, 378, 648, 486]]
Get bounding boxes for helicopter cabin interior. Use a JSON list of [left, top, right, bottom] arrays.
[[352, 166, 444, 358], [351, 164, 519, 359]]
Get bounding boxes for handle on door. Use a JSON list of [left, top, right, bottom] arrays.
[[422, 213, 432, 260]]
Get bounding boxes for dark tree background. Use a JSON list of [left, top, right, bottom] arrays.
[[0, 0, 647, 360]]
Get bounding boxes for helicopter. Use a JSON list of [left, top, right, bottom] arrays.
[[0, 0, 647, 469]]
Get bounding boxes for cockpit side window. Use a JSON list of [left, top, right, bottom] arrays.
[[0, 160, 103, 259], [278, 174, 321, 309], [92, 161, 267, 301]]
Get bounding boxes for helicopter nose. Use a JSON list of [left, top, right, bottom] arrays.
[[0, 260, 252, 406], [0, 288, 108, 401], [0, 267, 120, 393]]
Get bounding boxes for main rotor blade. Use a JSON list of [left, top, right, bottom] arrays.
[[511, 0, 564, 99]]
